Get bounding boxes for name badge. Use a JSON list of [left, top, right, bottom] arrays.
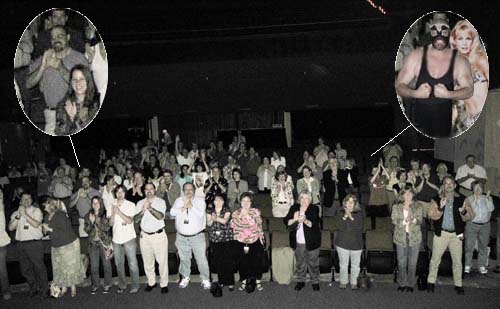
[[23, 225, 30, 230], [184, 219, 189, 224], [243, 244, 250, 254]]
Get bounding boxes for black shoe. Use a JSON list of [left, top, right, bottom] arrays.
[[406, 287, 414, 293], [91, 287, 99, 295], [145, 284, 157, 292], [494, 266, 500, 274], [161, 287, 169, 294], [397, 286, 405, 292], [103, 286, 111, 294], [427, 283, 435, 293], [455, 286, 465, 295], [294, 282, 305, 291], [312, 284, 320, 291], [228, 285, 234, 292]]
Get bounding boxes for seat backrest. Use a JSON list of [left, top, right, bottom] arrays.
[[271, 231, 290, 248], [366, 230, 393, 251], [268, 217, 287, 233], [322, 217, 337, 232], [374, 217, 393, 232], [320, 230, 333, 250], [164, 219, 177, 233], [167, 232, 177, 252]]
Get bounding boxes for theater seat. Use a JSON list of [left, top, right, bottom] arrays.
[[164, 219, 177, 233], [322, 217, 337, 232], [268, 217, 287, 233], [365, 230, 395, 274], [372, 217, 393, 232], [167, 232, 179, 275], [319, 231, 334, 278]]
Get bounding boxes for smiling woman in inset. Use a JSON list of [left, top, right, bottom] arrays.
[[450, 20, 489, 133], [56, 64, 99, 135]]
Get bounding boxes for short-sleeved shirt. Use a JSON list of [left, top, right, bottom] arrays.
[[111, 200, 137, 244], [11, 206, 44, 241], [207, 205, 233, 243], [455, 164, 487, 190], [136, 197, 166, 233], [29, 49, 88, 108]]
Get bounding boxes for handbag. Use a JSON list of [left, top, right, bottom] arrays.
[[210, 282, 223, 298]]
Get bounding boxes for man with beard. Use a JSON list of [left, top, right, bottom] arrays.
[[395, 13, 473, 137], [27, 26, 88, 135]]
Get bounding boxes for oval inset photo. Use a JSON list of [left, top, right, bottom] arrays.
[[14, 8, 108, 136], [395, 11, 489, 139]]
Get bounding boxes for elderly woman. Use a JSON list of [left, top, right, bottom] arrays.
[[84, 196, 112, 294], [257, 157, 275, 193], [207, 194, 236, 291], [285, 190, 321, 291], [335, 194, 364, 289], [296, 166, 321, 207], [436, 163, 450, 185], [0, 189, 11, 300], [42, 198, 82, 297], [231, 192, 265, 292], [227, 168, 248, 211], [392, 186, 424, 292], [271, 171, 294, 218], [270, 151, 286, 170]]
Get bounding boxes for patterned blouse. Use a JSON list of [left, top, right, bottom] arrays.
[[204, 177, 228, 205], [207, 204, 233, 243], [230, 208, 264, 244], [83, 211, 112, 247]]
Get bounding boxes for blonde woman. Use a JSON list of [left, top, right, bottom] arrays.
[[392, 186, 424, 292], [450, 20, 489, 132], [42, 198, 82, 297]]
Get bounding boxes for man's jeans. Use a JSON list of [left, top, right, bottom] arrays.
[[175, 233, 210, 281], [113, 239, 140, 289]]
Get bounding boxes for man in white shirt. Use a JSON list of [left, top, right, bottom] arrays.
[[109, 185, 140, 294], [455, 155, 487, 197], [170, 182, 211, 289], [8, 193, 48, 298], [135, 183, 169, 293]]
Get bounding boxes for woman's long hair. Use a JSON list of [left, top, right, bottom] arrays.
[[341, 194, 361, 213], [450, 20, 489, 82], [90, 196, 106, 218], [68, 64, 98, 109]]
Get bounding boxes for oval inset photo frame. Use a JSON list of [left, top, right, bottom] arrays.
[[395, 11, 489, 139], [14, 8, 108, 136]]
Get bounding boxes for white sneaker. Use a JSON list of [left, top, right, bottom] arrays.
[[464, 266, 471, 274], [201, 280, 211, 290], [479, 266, 488, 275], [179, 277, 190, 288]]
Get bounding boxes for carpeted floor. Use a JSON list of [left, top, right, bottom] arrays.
[[2, 281, 500, 309]]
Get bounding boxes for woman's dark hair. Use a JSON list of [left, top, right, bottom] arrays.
[[104, 175, 114, 185], [396, 170, 407, 180], [113, 184, 128, 196], [180, 164, 189, 178], [90, 196, 106, 218], [275, 170, 288, 181], [232, 168, 242, 177], [301, 165, 312, 174], [239, 191, 254, 205], [68, 64, 97, 109]]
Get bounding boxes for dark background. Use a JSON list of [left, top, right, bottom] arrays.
[[0, 0, 498, 161]]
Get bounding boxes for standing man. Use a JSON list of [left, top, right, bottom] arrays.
[[170, 183, 211, 290], [455, 155, 487, 197], [395, 12, 473, 137], [26, 26, 88, 135], [156, 170, 181, 210], [427, 177, 474, 295], [8, 193, 49, 298], [135, 183, 169, 293]]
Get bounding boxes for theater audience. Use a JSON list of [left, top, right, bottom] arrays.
[[436, 163, 451, 184], [463, 182, 494, 275], [270, 151, 286, 170], [334, 143, 347, 170], [8, 192, 48, 298], [207, 194, 236, 291], [285, 190, 321, 291], [386, 156, 401, 207], [42, 198, 82, 297], [335, 195, 364, 290], [322, 158, 338, 213], [175, 165, 193, 192], [231, 192, 265, 292], [257, 158, 275, 193], [157, 170, 181, 209], [0, 190, 11, 300], [171, 183, 211, 290], [313, 137, 329, 169], [204, 166, 228, 206], [110, 185, 140, 294], [392, 186, 423, 292], [126, 171, 146, 204], [337, 158, 360, 206], [455, 155, 487, 197], [84, 196, 112, 294]]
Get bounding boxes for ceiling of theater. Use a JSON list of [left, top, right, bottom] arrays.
[[1, 0, 498, 121]]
